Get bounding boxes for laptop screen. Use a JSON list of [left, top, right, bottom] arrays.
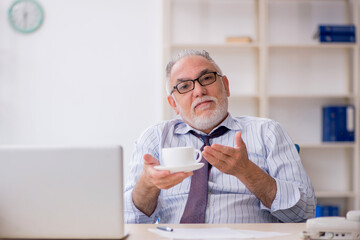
[[0, 145, 125, 239]]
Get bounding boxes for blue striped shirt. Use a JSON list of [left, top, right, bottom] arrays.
[[124, 114, 316, 223]]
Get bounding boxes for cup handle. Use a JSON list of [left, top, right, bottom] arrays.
[[195, 149, 202, 163]]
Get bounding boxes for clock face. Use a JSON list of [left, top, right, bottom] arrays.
[[8, 0, 44, 33]]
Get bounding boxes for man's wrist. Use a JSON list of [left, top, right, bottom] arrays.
[[132, 174, 161, 216], [235, 158, 255, 181], [235, 160, 277, 208], [139, 171, 160, 192]]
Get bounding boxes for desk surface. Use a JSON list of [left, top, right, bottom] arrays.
[[125, 223, 306, 240]]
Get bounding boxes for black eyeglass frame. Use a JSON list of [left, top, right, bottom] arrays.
[[170, 71, 222, 95]]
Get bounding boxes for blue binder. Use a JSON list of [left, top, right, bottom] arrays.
[[318, 25, 356, 43], [320, 34, 355, 43], [322, 105, 355, 142], [319, 25, 356, 35], [316, 204, 339, 217]]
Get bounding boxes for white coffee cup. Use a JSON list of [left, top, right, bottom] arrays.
[[161, 146, 202, 167]]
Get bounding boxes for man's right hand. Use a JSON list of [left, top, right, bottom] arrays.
[[142, 153, 193, 189], [132, 154, 193, 216]]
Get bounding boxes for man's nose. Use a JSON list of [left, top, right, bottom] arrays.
[[193, 80, 206, 96]]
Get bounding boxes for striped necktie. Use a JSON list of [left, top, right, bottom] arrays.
[[180, 126, 229, 223]]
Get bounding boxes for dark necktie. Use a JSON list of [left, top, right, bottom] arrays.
[[180, 126, 229, 223]]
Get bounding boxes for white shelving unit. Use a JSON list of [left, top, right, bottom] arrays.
[[162, 0, 359, 215]]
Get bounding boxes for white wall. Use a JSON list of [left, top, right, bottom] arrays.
[[0, 0, 164, 179]]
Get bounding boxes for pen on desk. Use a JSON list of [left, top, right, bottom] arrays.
[[157, 226, 174, 232]]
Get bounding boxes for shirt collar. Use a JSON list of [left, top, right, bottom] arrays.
[[174, 113, 242, 136]]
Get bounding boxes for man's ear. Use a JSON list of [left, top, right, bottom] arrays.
[[222, 75, 230, 97], [167, 95, 179, 115]]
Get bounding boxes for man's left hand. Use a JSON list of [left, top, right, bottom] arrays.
[[202, 131, 250, 178], [203, 131, 276, 208]]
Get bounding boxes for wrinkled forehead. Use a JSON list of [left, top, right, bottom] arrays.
[[170, 56, 218, 82]]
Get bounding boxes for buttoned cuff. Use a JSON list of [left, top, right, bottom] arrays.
[[124, 189, 164, 223], [260, 178, 301, 212]]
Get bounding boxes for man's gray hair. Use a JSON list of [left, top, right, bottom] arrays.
[[165, 49, 223, 95]]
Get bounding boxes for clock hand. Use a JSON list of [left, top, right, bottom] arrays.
[[23, 12, 28, 29]]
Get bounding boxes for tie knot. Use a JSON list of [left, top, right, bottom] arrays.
[[209, 126, 229, 138], [190, 126, 229, 146], [201, 135, 210, 146]]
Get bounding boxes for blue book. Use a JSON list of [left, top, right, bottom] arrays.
[[322, 105, 355, 142], [319, 25, 356, 35], [346, 106, 355, 141], [329, 206, 339, 216], [324, 205, 339, 216], [316, 204, 340, 217], [322, 107, 337, 141], [315, 205, 323, 217], [320, 34, 355, 43], [317, 25, 356, 43]]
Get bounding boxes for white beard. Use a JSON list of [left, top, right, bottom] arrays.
[[175, 87, 228, 131]]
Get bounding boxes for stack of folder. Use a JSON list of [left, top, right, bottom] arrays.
[[315, 25, 356, 43], [316, 204, 339, 217]]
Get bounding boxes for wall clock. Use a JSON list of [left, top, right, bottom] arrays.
[[8, 0, 44, 33]]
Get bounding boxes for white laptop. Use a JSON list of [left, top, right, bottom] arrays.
[[0, 145, 126, 239]]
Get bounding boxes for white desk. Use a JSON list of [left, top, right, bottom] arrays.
[[125, 223, 306, 239]]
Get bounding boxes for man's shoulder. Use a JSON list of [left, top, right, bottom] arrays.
[[232, 115, 276, 127], [148, 118, 183, 130], [231, 115, 284, 138], [139, 118, 184, 137]]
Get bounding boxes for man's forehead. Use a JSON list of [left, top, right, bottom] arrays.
[[170, 56, 215, 79]]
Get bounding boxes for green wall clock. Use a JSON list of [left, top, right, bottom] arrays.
[[8, 0, 44, 34]]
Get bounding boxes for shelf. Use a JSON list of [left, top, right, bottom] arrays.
[[316, 191, 355, 198], [230, 94, 259, 99], [298, 143, 356, 149], [171, 43, 260, 49], [268, 94, 355, 99], [270, 0, 354, 2], [164, 0, 359, 212], [268, 43, 357, 49]]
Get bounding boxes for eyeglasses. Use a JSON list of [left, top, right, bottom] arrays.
[[170, 72, 221, 95]]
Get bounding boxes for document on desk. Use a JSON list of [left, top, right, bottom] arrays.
[[149, 227, 290, 239]]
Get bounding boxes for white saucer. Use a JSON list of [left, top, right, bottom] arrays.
[[154, 162, 204, 173]]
